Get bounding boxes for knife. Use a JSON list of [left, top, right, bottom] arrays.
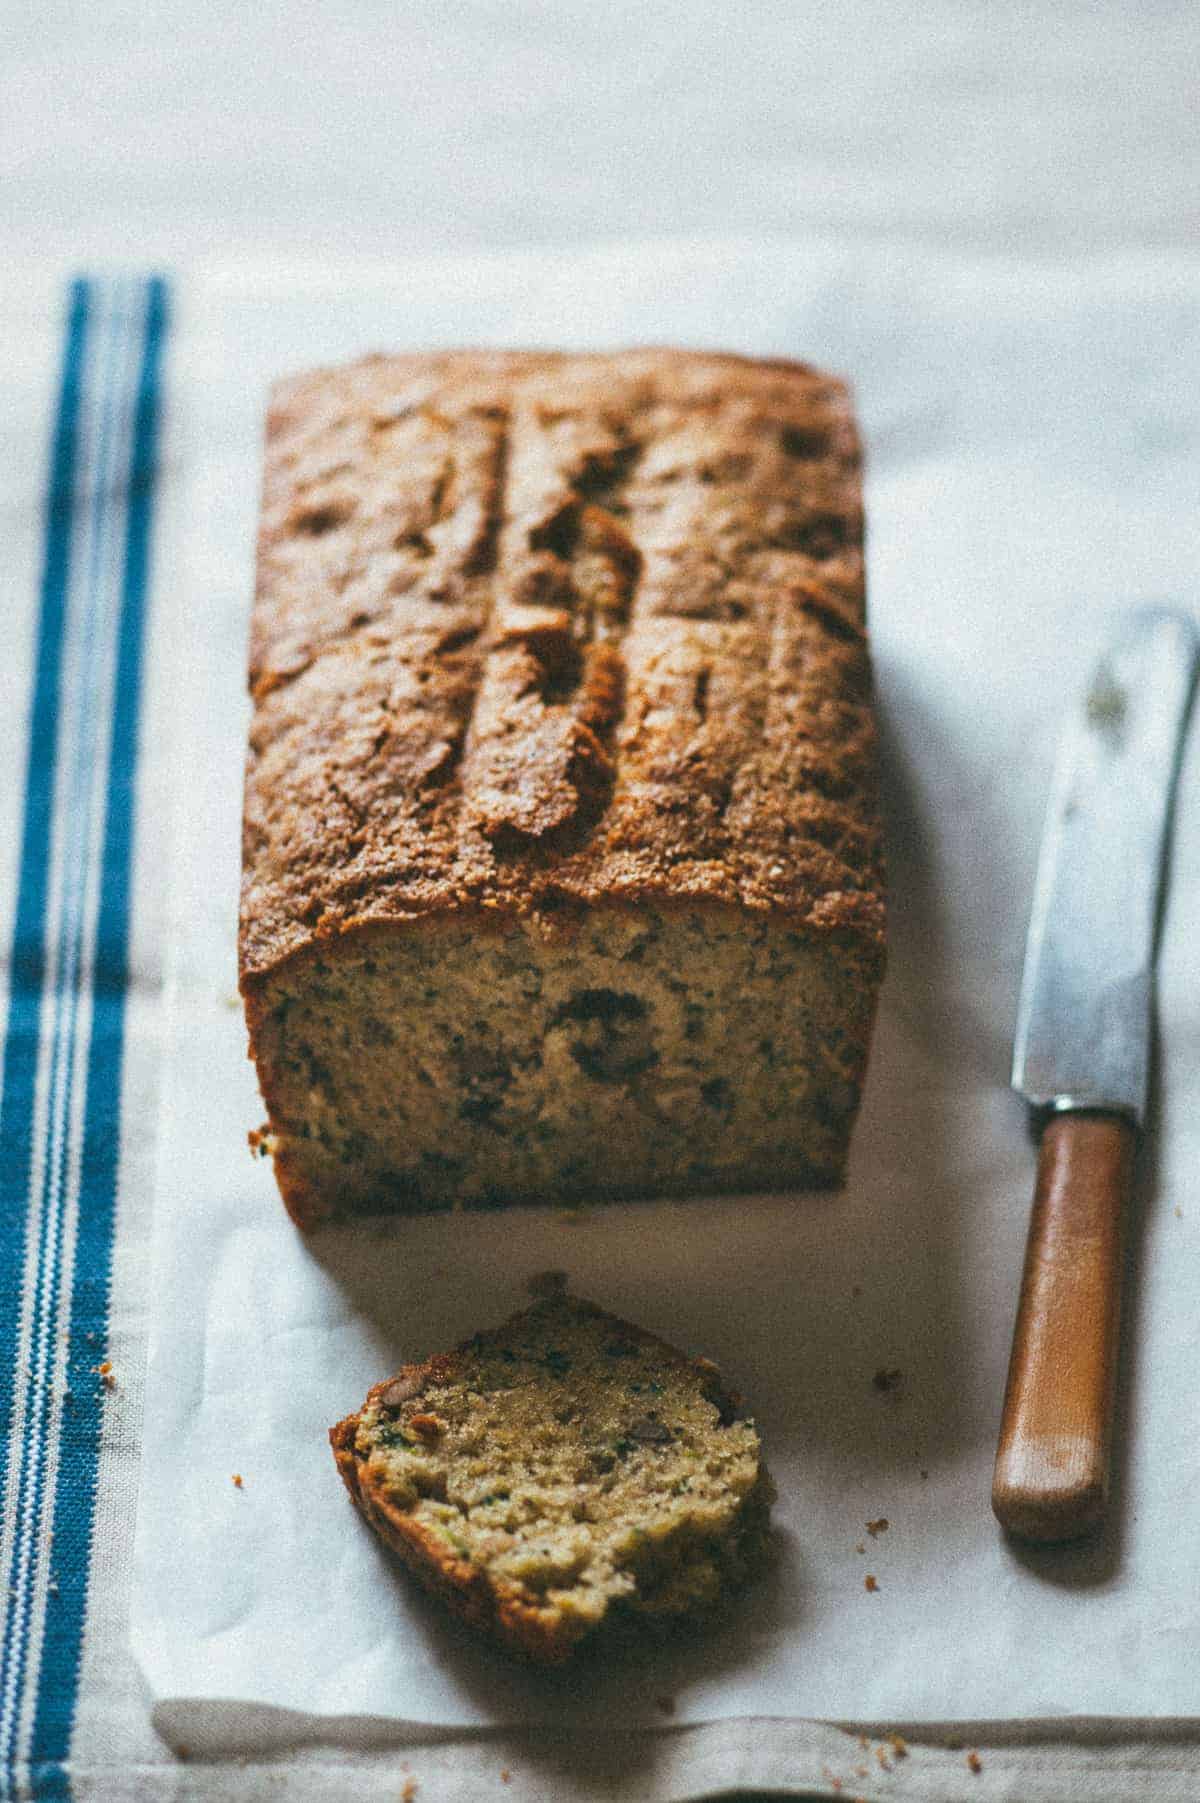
[[992, 606, 1198, 1542]]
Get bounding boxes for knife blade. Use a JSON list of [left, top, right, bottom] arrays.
[[1012, 606, 1198, 1121], [993, 606, 1198, 1542]]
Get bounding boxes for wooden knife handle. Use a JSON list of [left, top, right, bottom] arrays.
[[992, 1110, 1136, 1542]]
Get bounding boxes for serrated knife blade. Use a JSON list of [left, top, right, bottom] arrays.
[[994, 606, 1197, 1545]]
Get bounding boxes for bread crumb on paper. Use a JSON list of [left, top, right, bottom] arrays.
[[92, 1361, 115, 1390], [888, 1732, 908, 1758], [967, 1750, 982, 1774], [231, 1474, 244, 1489], [866, 1517, 888, 1536], [864, 1574, 879, 1593], [500, 1772, 511, 1786], [401, 1779, 418, 1801]]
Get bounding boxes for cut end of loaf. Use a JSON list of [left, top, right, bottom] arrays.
[[330, 1294, 772, 1662], [245, 903, 879, 1226]]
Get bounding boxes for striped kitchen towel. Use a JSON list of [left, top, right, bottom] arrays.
[[0, 276, 171, 1800], [6, 254, 1200, 1803]]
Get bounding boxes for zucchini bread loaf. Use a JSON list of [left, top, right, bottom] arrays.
[[240, 349, 885, 1225], [330, 1294, 771, 1662]]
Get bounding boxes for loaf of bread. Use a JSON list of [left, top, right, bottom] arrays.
[[240, 349, 885, 1225], [329, 1293, 771, 1662]]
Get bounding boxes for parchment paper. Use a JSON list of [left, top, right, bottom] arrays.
[[132, 240, 1200, 1742]]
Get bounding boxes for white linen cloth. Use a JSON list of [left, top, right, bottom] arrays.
[[5, 240, 1200, 1798]]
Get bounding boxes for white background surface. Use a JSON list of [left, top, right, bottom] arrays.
[[6, 1, 1199, 267], [132, 242, 1200, 1744]]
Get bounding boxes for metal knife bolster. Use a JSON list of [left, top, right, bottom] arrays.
[[1017, 968, 1152, 1124], [1011, 608, 1199, 1128]]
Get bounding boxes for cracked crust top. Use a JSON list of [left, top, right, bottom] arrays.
[[240, 349, 884, 985]]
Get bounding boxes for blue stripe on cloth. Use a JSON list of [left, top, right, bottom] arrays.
[[0, 276, 124, 1793], [33, 277, 168, 1798], [0, 276, 169, 1799], [0, 278, 89, 1469], [0, 283, 92, 1782], [1, 279, 128, 1789]]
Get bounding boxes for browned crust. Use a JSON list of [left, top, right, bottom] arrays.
[[240, 346, 885, 989], [328, 1299, 749, 1663], [330, 1407, 573, 1663], [283, 1135, 847, 1232]]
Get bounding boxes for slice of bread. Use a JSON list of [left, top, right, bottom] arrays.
[[330, 1294, 772, 1663]]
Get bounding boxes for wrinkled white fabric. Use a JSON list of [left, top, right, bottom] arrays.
[[105, 240, 1200, 1795]]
